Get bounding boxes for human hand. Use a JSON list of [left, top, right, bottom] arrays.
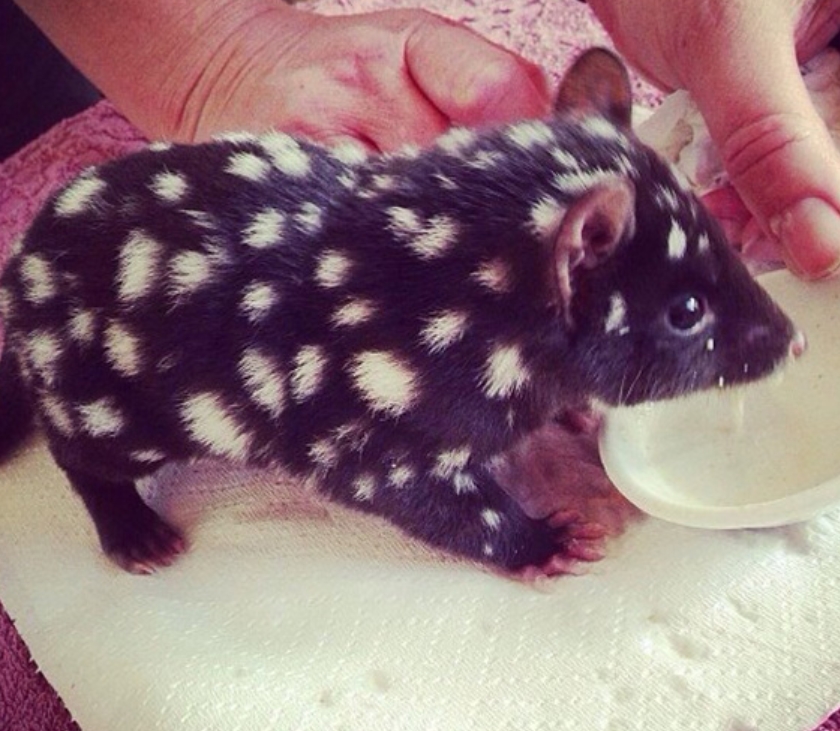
[[174, 6, 550, 151], [588, 0, 840, 279]]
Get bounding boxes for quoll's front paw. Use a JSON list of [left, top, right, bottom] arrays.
[[513, 511, 608, 580], [478, 503, 608, 578]]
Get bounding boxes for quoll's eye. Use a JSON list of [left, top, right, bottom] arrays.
[[665, 294, 710, 335]]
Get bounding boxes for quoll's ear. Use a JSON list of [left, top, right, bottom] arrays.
[[554, 48, 633, 129], [553, 177, 636, 321]]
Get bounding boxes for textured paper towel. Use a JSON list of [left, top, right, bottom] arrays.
[[2, 437, 840, 731]]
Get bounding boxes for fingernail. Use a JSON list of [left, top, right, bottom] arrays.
[[770, 198, 840, 280]]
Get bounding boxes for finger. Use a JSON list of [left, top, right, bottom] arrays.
[[794, 0, 840, 63], [688, 21, 840, 279], [404, 17, 551, 128], [268, 64, 448, 153], [356, 71, 450, 152]]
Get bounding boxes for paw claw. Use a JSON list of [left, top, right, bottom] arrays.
[[566, 521, 607, 540]]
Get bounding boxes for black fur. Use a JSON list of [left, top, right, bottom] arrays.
[[0, 353, 33, 460]]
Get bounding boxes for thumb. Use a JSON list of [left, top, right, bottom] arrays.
[[690, 25, 840, 279], [404, 16, 550, 128]]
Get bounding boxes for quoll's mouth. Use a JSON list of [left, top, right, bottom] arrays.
[[720, 327, 807, 389]]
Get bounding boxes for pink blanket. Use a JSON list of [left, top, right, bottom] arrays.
[[1, 0, 838, 729]]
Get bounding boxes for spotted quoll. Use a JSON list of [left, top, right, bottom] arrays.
[[0, 50, 801, 575]]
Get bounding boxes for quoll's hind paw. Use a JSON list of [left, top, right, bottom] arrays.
[[493, 422, 643, 535], [100, 505, 187, 575]]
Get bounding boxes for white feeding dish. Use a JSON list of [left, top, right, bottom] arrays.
[[599, 269, 840, 529]]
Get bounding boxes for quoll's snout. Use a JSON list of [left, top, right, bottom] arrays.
[[743, 322, 806, 361], [789, 330, 807, 360]]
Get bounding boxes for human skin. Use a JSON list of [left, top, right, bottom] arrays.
[[587, 0, 840, 280], [13, 0, 550, 151]]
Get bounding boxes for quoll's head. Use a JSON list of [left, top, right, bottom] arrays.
[[546, 49, 804, 406]]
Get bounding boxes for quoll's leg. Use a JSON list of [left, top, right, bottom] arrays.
[[351, 460, 606, 576], [52, 446, 185, 574]]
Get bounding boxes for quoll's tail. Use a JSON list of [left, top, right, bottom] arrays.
[[0, 347, 34, 461]]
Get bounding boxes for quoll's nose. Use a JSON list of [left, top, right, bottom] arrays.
[[789, 330, 807, 359]]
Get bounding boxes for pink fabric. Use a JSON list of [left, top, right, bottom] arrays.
[[0, 1, 837, 729]]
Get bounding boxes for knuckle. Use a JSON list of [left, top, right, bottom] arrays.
[[722, 112, 815, 181]]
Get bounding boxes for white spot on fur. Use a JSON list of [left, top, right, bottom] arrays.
[[435, 173, 459, 190], [705, 337, 716, 352], [668, 221, 688, 260], [553, 168, 611, 195], [148, 141, 172, 152], [131, 449, 166, 463], [20, 255, 57, 305], [655, 185, 679, 211], [552, 148, 582, 169], [180, 392, 252, 459], [169, 249, 222, 299], [388, 462, 416, 488], [240, 282, 279, 322], [372, 174, 397, 191], [530, 196, 565, 238], [332, 298, 376, 328], [331, 420, 369, 453], [582, 116, 622, 140], [26, 331, 62, 385], [291, 345, 327, 402], [261, 132, 311, 177], [349, 350, 419, 418], [226, 151, 272, 182], [243, 208, 285, 249], [78, 398, 125, 438], [453, 471, 478, 494], [239, 348, 286, 418], [118, 230, 163, 303], [40, 395, 74, 437], [605, 292, 628, 335], [330, 140, 369, 165], [151, 170, 188, 203], [437, 127, 477, 154], [481, 508, 502, 530], [353, 474, 377, 502], [104, 321, 143, 377], [54, 172, 106, 216], [468, 150, 504, 169], [182, 209, 216, 229], [698, 233, 710, 254], [315, 250, 352, 289], [338, 171, 357, 190], [483, 542, 495, 557], [483, 343, 529, 399], [432, 447, 471, 480], [421, 310, 469, 353], [215, 132, 258, 144], [388, 207, 423, 235], [308, 437, 339, 470], [472, 258, 513, 294], [407, 216, 459, 260], [295, 202, 323, 233], [508, 120, 555, 149]]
